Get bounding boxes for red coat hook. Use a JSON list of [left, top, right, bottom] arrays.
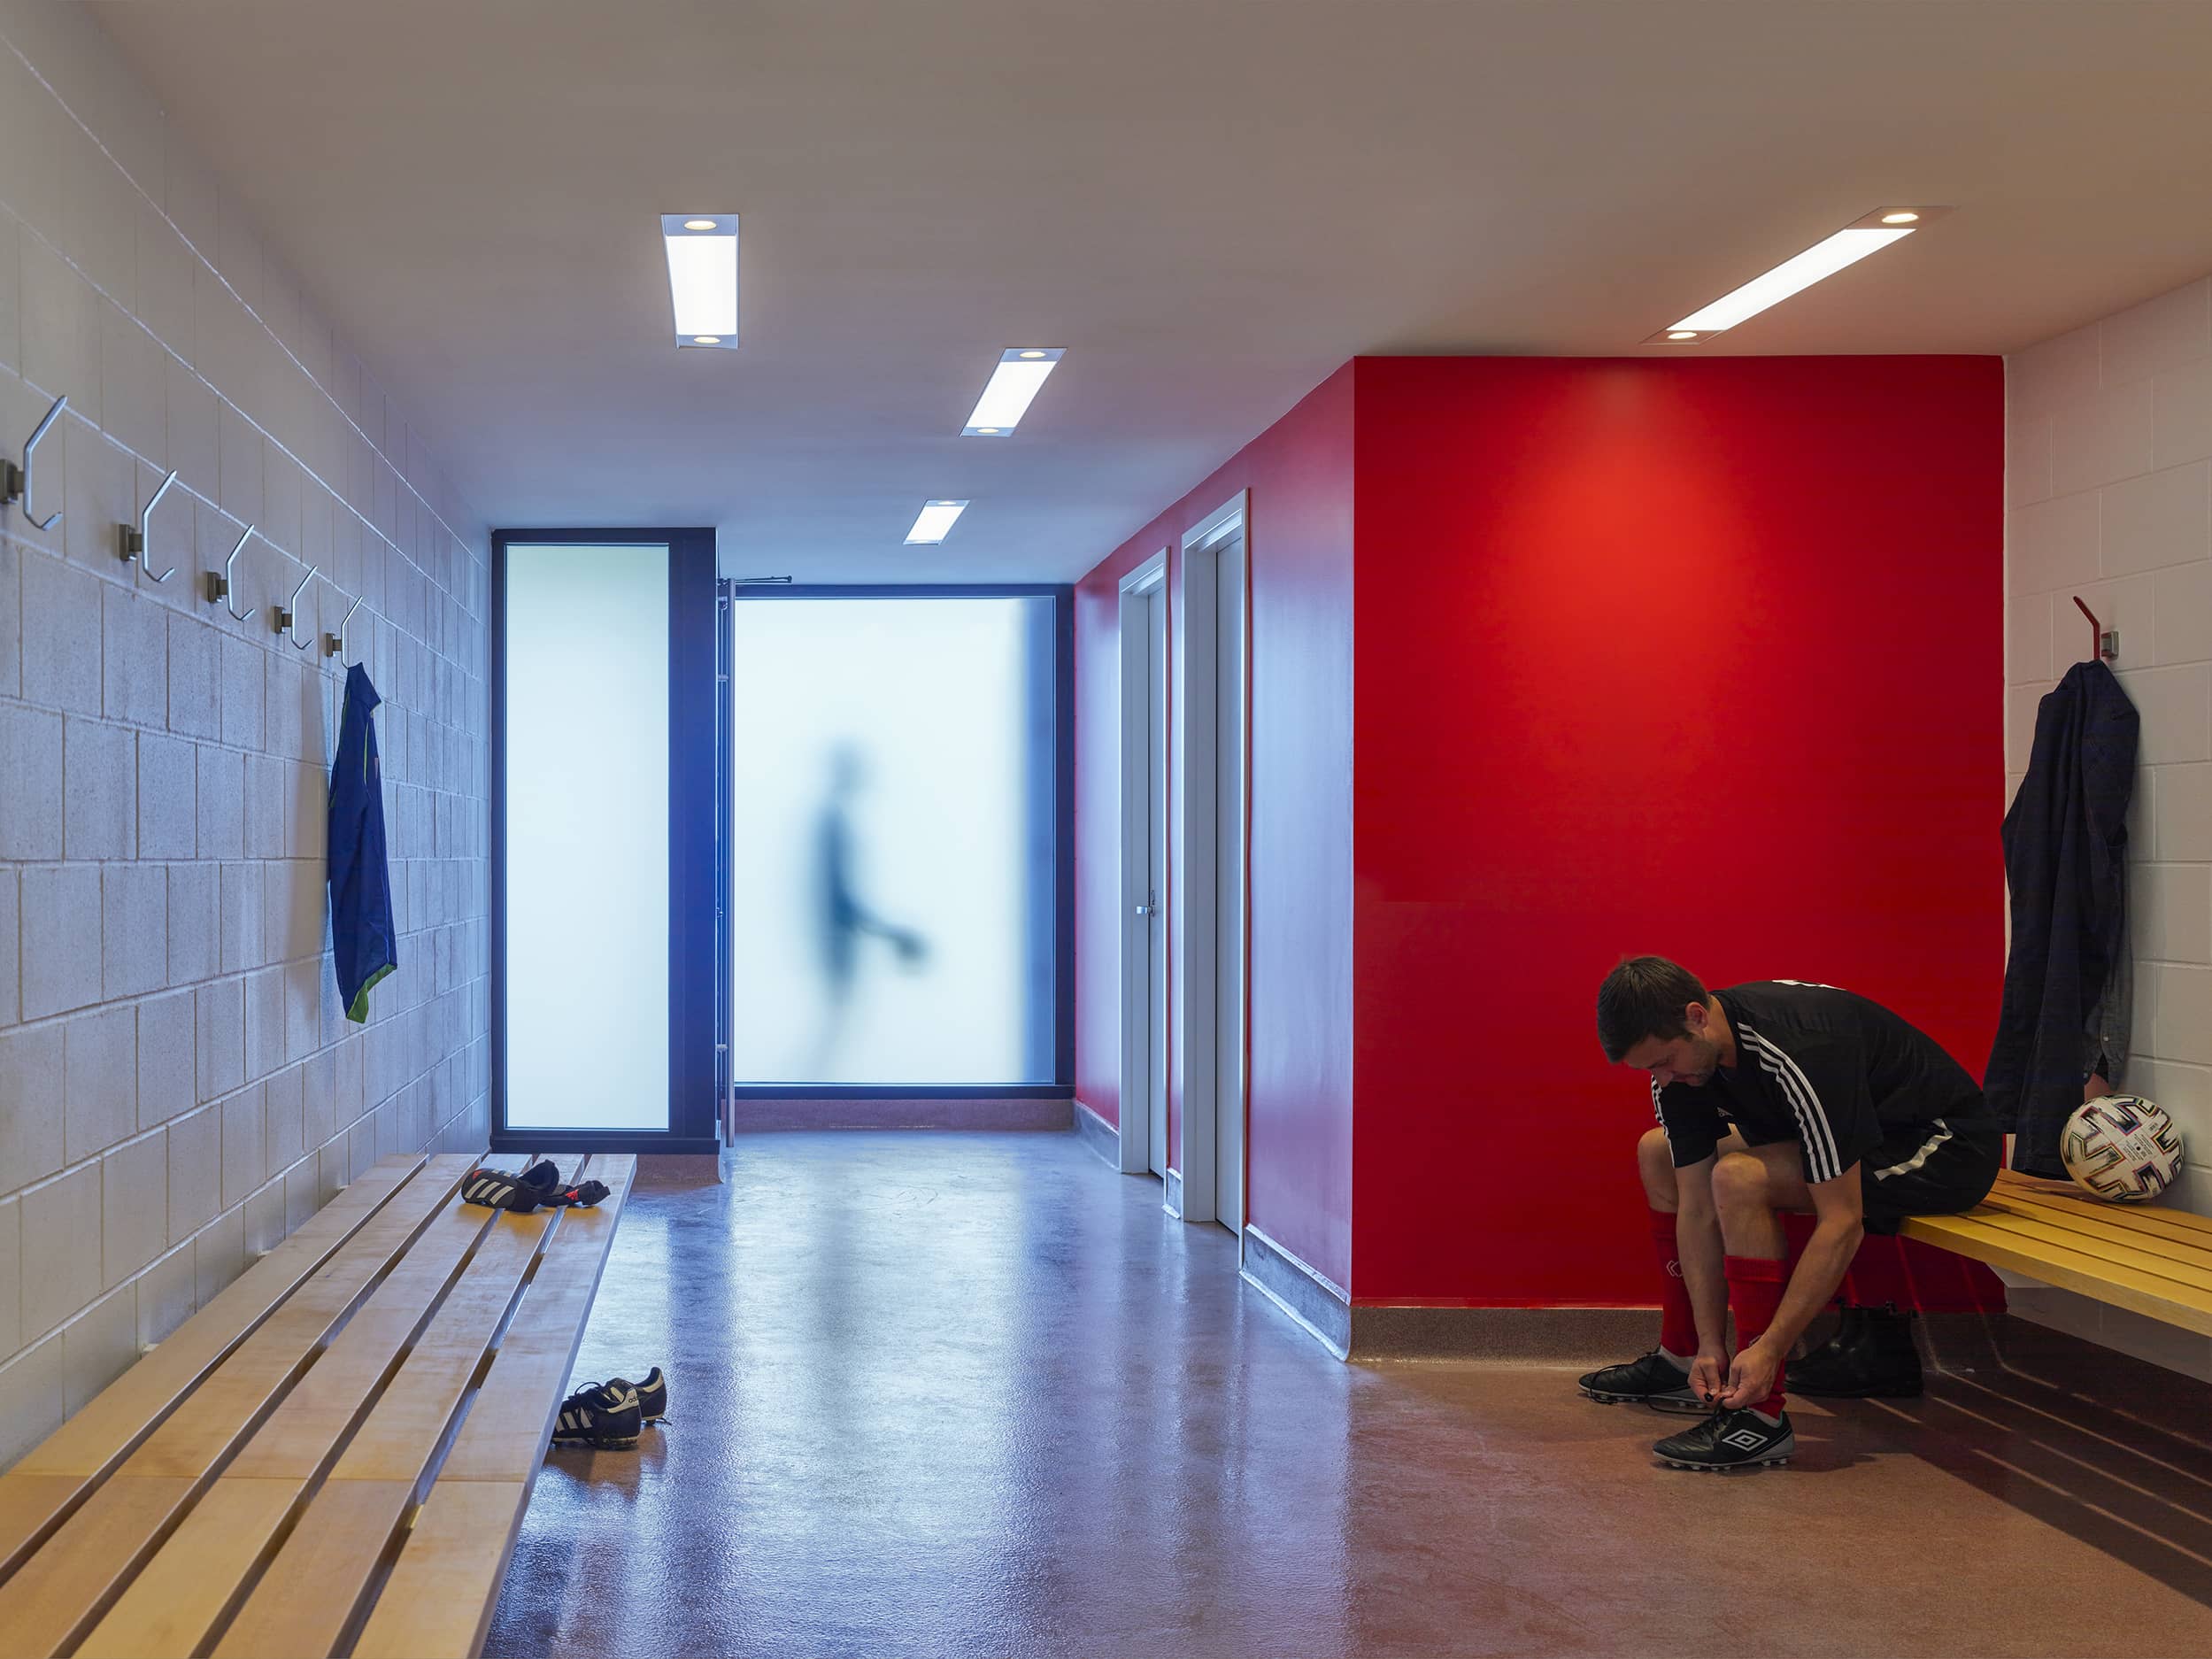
[[2072, 596, 2118, 664]]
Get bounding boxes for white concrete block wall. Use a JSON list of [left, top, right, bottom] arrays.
[[2007, 273, 2212, 1381], [0, 0, 490, 1467]]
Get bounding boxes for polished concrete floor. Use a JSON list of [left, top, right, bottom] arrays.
[[485, 1131, 2212, 1658]]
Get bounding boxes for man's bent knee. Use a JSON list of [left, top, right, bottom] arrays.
[[1711, 1150, 1769, 1212]]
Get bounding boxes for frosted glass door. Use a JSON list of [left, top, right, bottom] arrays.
[[728, 596, 1057, 1084], [505, 543, 670, 1130]]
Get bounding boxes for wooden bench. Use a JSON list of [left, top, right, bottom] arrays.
[[0, 1148, 635, 1659], [1901, 1168, 2212, 1337]]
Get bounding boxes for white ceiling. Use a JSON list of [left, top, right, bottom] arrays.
[[85, 0, 2212, 581]]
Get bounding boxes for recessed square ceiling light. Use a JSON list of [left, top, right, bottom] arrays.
[[661, 214, 738, 349], [906, 499, 970, 544], [962, 349, 1064, 436], [1646, 207, 1949, 343]]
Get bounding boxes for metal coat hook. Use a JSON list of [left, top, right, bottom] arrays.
[[275, 564, 320, 650], [2072, 596, 2120, 664], [1, 394, 68, 531], [207, 524, 259, 622], [119, 468, 181, 583], [327, 594, 364, 665]]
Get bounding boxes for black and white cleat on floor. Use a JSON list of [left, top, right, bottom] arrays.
[[551, 1379, 644, 1449], [1653, 1406, 1795, 1471], [1577, 1350, 1705, 1414]]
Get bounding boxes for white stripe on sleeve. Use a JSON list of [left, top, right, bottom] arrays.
[[1740, 1027, 1844, 1183]]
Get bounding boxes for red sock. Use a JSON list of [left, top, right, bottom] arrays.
[[1651, 1210, 1698, 1360], [1723, 1254, 1788, 1417]]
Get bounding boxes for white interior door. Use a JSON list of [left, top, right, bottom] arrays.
[[1116, 557, 1167, 1178], [1146, 586, 1170, 1178], [1214, 532, 1246, 1232]]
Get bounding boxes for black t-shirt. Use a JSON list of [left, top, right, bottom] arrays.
[[1653, 981, 1987, 1184]]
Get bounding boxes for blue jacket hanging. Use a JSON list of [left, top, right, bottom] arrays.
[[1984, 659, 2138, 1176], [328, 662, 397, 1022]]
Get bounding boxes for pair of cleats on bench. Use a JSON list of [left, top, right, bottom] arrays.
[[553, 1369, 670, 1450], [462, 1160, 610, 1214]]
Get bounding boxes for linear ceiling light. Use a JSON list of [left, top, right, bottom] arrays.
[[962, 348, 1064, 436], [661, 214, 738, 349], [1652, 207, 1947, 343], [906, 499, 970, 544]]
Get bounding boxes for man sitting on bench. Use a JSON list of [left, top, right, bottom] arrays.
[[1577, 957, 2001, 1470]]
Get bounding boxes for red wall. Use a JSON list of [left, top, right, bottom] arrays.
[[1075, 367, 1357, 1289], [1347, 355, 2007, 1308]]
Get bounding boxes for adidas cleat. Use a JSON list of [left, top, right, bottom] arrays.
[[463, 1164, 552, 1214], [1578, 1350, 1704, 1414], [593, 1368, 670, 1426], [551, 1379, 643, 1449], [1653, 1407, 1794, 1471], [631, 1366, 669, 1425]]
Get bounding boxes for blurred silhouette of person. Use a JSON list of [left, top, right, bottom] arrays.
[[808, 744, 928, 1077]]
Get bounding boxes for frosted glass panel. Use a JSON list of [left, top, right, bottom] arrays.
[[730, 597, 1053, 1084], [505, 544, 670, 1130]]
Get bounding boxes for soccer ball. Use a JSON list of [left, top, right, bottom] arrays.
[[2060, 1095, 2184, 1202]]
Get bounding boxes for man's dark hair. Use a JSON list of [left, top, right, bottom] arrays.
[[1596, 955, 1710, 1063]]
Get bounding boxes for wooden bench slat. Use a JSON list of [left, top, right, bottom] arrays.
[[209, 1482, 416, 1659], [1930, 1207, 2212, 1295], [221, 1200, 508, 1482], [1982, 1173, 2212, 1248], [1992, 1167, 2212, 1229], [121, 1154, 476, 1482], [12, 1155, 429, 1478], [213, 1210, 566, 1659], [352, 1156, 636, 1659], [1901, 1213, 2212, 1337], [338, 1482, 527, 1659], [72, 1482, 298, 1659], [332, 1213, 560, 1484], [0, 1479, 195, 1659], [0, 1156, 430, 1582], [1966, 1195, 2212, 1278], [0, 1155, 475, 1659]]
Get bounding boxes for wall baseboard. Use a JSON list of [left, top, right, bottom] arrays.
[[1350, 1306, 1653, 1362], [727, 1097, 1075, 1131], [1241, 1224, 1351, 1358], [1239, 1227, 1661, 1362], [1072, 1100, 1119, 1165]]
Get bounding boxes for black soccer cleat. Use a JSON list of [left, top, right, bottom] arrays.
[[1791, 1305, 1924, 1399], [551, 1379, 643, 1449], [1653, 1407, 1795, 1471], [629, 1366, 669, 1425], [1578, 1350, 1704, 1414], [462, 1165, 547, 1214], [597, 1368, 670, 1425]]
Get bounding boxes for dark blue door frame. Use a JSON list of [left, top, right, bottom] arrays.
[[489, 529, 720, 1154]]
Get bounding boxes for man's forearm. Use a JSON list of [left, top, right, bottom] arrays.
[[1761, 1218, 1861, 1358], [1676, 1206, 1729, 1351]]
